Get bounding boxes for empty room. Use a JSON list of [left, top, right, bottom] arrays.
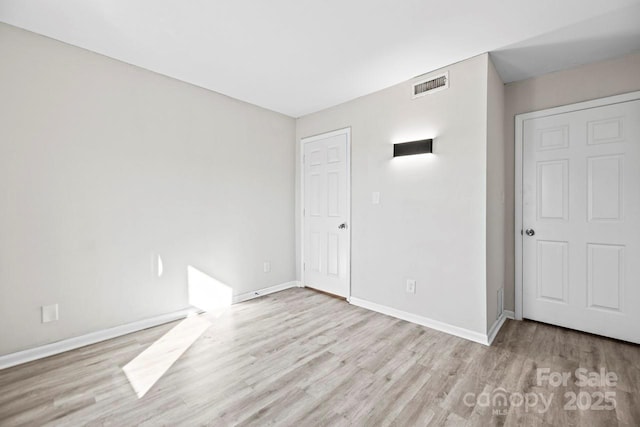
[[1, 1, 640, 425]]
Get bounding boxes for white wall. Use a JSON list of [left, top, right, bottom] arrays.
[[296, 55, 491, 334], [0, 23, 296, 356], [486, 58, 506, 329], [503, 51, 640, 311]]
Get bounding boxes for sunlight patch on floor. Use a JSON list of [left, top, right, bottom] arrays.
[[123, 265, 234, 398], [123, 314, 211, 398]]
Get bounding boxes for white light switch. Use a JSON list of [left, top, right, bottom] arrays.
[[372, 192, 380, 205], [263, 261, 271, 273], [42, 304, 59, 323]]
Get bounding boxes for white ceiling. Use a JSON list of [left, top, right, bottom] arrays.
[[1, 0, 639, 117], [492, 3, 640, 83]]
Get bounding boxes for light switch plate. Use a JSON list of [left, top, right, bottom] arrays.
[[42, 304, 59, 323], [263, 261, 271, 273]]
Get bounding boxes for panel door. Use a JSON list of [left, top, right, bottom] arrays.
[[522, 100, 640, 343], [303, 131, 350, 297]]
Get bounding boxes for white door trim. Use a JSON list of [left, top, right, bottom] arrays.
[[300, 127, 352, 299], [514, 90, 640, 320]]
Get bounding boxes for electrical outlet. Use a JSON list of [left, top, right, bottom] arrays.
[[42, 304, 59, 323], [263, 261, 271, 273], [406, 279, 416, 294]]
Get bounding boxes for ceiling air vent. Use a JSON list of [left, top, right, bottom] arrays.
[[412, 71, 449, 98]]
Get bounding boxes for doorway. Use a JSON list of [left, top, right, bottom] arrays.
[[301, 128, 351, 298], [515, 92, 640, 343]]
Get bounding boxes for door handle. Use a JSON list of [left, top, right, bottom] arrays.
[[525, 229, 535, 236], [338, 223, 348, 230]]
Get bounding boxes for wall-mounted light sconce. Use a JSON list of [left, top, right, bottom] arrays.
[[393, 139, 433, 157]]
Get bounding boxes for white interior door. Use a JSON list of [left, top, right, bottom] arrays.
[[522, 99, 640, 343], [302, 129, 350, 298]]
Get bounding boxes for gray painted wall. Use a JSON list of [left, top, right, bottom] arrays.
[[486, 58, 506, 329], [0, 24, 296, 355], [296, 55, 491, 334]]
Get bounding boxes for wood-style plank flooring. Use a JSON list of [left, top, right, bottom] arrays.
[[1, 288, 639, 426]]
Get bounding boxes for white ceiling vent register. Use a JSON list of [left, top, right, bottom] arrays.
[[412, 71, 449, 98]]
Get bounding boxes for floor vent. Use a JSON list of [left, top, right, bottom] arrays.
[[412, 71, 449, 98]]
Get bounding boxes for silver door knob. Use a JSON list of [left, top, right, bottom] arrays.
[[525, 229, 535, 236], [338, 223, 348, 230]]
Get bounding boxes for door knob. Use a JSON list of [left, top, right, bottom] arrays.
[[338, 223, 348, 230], [525, 229, 535, 236]]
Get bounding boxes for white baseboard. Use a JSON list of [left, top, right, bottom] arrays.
[[487, 312, 510, 345], [349, 297, 491, 346], [232, 281, 301, 304], [483, 309, 515, 346], [0, 281, 301, 370], [0, 308, 197, 370]]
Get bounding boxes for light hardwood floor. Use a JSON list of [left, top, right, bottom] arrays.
[[0, 288, 638, 426]]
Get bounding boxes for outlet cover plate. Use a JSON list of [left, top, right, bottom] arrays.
[[42, 304, 59, 323], [406, 279, 416, 294]]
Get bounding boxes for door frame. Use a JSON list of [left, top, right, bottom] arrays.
[[300, 127, 352, 299], [514, 90, 640, 320]]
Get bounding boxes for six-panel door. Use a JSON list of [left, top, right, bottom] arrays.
[[523, 100, 640, 343], [303, 132, 350, 297]]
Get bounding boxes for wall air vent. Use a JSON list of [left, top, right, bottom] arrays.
[[412, 71, 449, 98]]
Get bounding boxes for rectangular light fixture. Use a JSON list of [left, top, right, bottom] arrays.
[[393, 139, 433, 157]]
